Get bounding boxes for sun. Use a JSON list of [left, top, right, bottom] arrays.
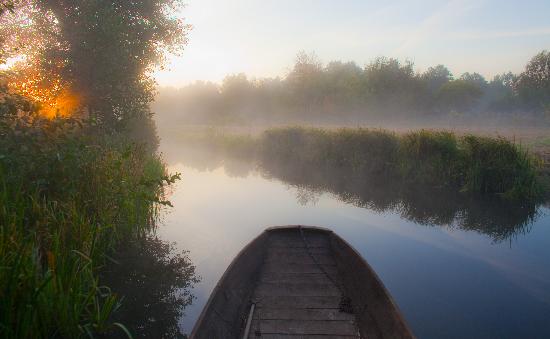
[[7, 60, 80, 118]]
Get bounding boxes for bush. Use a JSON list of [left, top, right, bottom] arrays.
[[0, 115, 177, 338], [399, 130, 460, 186], [259, 127, 545, 201], [461, 135, 543, 199]]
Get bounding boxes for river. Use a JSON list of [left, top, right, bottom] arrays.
[[157, 145, 550, 338]]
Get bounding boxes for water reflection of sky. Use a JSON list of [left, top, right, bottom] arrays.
[[159, 164, 550, 338]]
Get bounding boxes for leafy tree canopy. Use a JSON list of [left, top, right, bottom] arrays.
[[1, 0, 190, 126]]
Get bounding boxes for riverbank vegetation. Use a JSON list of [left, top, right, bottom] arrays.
[[168, 127, 545, 242], [1, 1, 196, 337], [155, 50, 550, 127], [0, 114, 178, 337], [174, 127, 547, 201]]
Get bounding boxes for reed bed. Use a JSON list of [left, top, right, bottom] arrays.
[[261, 127, 545, 200], [177, 126, 546, 201]]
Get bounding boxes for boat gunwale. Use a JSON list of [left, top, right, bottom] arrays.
[[328, 228, 415, 338], [189, 229, 268, 338]]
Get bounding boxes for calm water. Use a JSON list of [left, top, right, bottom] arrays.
[[158, 147, 550, 338]]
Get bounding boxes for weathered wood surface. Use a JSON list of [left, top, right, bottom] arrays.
[[249, 229, 360, 338], [190, 226, 414, 339]]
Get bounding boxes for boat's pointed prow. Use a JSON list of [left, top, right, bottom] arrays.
[[191, 225, 414, 339]]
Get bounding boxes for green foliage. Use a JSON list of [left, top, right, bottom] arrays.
[[0, 115, 178, 338], [1, 0, 189, 129], [436, 80, 483, 113], [262, 127, 399, 175], [399, 130, 460, 186], [421, 65, 452, 93], [223, 127, 546, 201], [0, 74, 37, 116], [515, 50, 550, 112], [155, 50, 550, 125], [37, 0, 189, 123], [460, 135, 543, 200]]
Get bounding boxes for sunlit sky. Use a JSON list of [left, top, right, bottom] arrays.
[[155, 0, 550, 87]]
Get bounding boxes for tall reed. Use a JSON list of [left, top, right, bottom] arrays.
[[258, 127, 546, 200]]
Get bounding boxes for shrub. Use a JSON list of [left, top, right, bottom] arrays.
[[0, 115, 177, 337], [460, 135, 543, 199], [399, 130, 460, 186]]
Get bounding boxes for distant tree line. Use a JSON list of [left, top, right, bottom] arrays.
[[155, 50, 550, 126]]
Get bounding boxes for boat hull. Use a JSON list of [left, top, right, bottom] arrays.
[[190, 226, 414, 339]]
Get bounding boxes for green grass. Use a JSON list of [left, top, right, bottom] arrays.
[[0, 116, 178, 338], [264, 127, 545, 200], [180, 126, 546, 201]]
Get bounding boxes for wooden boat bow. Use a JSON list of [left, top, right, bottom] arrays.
[[190, 225, 414, 339]]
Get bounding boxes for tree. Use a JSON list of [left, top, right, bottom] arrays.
[[49, 0, 188, 123], [486, 72, 517, 112], [460, 72, 488, 90], [362, 57, 422, 116], [1, 0, 189, 127], [436, 80, 482, 113], [286, 51, 324, 116], [322, 61, 363, 113], [422, 65, 453, 93], [0, 1, 70, 117], [514, 50, 550, 112]]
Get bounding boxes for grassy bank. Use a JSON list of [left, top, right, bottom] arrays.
[[174, 126, 547, 201], [0, 117, 178, 337], [264, 127, 546, 200]]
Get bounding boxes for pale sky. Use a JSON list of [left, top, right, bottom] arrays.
[[154, 0, 550, 87]]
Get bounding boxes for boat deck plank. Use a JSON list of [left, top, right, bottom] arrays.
[[262, 262, 339, 275], [248, 319, 359, 336], [259, 273, 340, 284], [254, 308, 355, 321], [249, 229, 360, 338], [256, 296, 343, 309], [252, 335, 359, 339], [255, 282, 341, 297]]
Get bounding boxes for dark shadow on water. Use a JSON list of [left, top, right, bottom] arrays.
[[101, 236, 199, 338]]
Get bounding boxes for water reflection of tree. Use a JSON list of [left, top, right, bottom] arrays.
[[260, 160, 541, 243], [101, 236, 199, 338]]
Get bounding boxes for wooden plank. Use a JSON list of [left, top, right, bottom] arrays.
[[268, 233, 330, 248], [250, 335, 359, 339], [267, 246, 332, 255], [256, 296, 342, 309], [254, 282, 341, 297], [268, 231, 328, 242], [267, 240, 330, 248], [249, 319, 358, 336], [264, 252, 337, 265], [262, 263, 339, 275], [258, 273, 338, 284], [254, 308, 355, 321]]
